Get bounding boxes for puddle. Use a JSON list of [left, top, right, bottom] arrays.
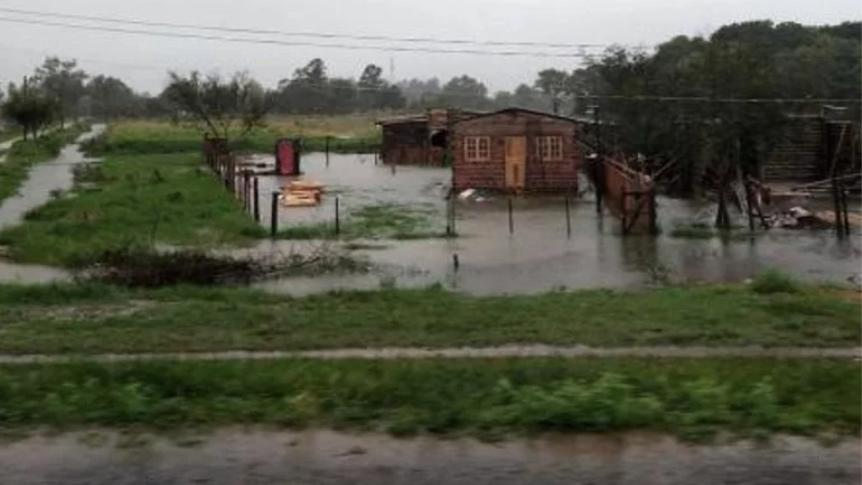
[[0, 428, 857, 485], [237, 154, 861, 295]]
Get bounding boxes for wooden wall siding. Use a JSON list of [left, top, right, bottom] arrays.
[[452, 111, 581, 192], [381, 122, 429, 165]]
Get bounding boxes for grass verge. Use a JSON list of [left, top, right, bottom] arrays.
[[0, 152, 265, 267], [85, 117, 381, 156], [0, 281, 857, 354], [0, 358, 856, 439], [0, 124, 89, 202]]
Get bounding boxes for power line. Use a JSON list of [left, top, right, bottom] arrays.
[[580, 94, 861, 104], [0, 6, 614, 50], [0, 16, 601, 58]]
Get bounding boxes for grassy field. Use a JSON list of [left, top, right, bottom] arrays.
[[87, 116, 381, 156], [0, 279, 857, 354], [0, 124, 90, 202], [0, 152, 264, 266], [0, 358, 856, 438]]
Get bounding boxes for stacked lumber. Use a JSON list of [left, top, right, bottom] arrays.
[[281, 180, 324, 207]]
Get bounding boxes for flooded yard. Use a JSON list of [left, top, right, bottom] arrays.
[[240, 152, 861, 296], [0, 429, 857, 485]]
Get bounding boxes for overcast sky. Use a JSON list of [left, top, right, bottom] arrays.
[[0, 0, 858, 95]]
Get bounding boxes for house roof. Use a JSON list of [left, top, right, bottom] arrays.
[[453, 107, 584, 125]]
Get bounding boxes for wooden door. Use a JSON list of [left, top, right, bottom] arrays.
[[505, 136, 527, 190]]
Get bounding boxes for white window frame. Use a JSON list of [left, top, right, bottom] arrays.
[[536, 136, 564, 161], [464, 136, 491, 162]]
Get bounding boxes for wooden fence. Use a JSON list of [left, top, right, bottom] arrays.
[[602, 156, 657, 234]]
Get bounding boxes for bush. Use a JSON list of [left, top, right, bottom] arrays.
[[751, 270, 800, 295]]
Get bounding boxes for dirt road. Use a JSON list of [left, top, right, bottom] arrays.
[[0, 344, 857, 365], [0, 428, 858, 485]]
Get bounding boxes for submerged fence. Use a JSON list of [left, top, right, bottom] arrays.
[[602, 156, 657, 235]]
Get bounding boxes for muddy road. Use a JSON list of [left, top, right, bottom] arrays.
[[1, 429, 858, 485]]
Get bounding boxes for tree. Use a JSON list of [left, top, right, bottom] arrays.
[[86, 75, 141, 120], [33, 57, 88, 128], [535, 69, 569, 114], [2, 78, 58, 139], [163, 71, 271, 141], [438, 75, 490, 110]]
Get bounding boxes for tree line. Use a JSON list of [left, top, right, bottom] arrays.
[[2, 20, 858, 150]]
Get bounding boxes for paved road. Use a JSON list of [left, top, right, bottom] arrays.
[[0, 429, 858, 485], [0, 345, 858, 365]]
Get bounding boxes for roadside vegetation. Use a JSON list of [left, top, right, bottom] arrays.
[[0, 151, 264, 266], [0, 358, 856, 439], [0, 277, 856, 355], [85, 117, 381, 156], [0, 123, 89, 202]]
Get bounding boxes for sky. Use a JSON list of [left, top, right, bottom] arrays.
[[0, 0, 858, 95]]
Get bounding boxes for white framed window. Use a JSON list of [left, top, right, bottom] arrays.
[[464, 136, 491, 162], [536, 136, 564, 161]]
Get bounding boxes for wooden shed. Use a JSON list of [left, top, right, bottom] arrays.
[[377, 109, 479, 166], [451, 108, 582, 193]]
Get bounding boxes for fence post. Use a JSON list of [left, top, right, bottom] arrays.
[[841, 186, 851, 237], [335, 195, 341, 236], [270, 192, 279, 237], [565, 196, 572, 238], [325, 136, 331, 167], [242, 172, 251, 211], [508, 197, 514, 235], [649, 189, 658, 235], [253, 177, 260, 223]]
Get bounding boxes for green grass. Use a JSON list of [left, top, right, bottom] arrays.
[[0, 282, 857, 355], [751, 270, 801, 295], [0, 124, 89, 202], [278, 203, 449, 240], [0, 152, 265, 267], [0, 358, 856, 438], [669, 223, 751, 240], [87, 117, 381, 156]]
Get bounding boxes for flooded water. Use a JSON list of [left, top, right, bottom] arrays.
[[0, 126, 103, 283], [0, 125, 104, 230], [239, 152, 862, 296], [0, 429, 857, 485]]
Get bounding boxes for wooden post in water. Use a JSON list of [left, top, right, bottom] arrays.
[[270, 192, 279, 237], [649, 189, 659, 235], [242, 172, 251, 211], [565, 196, 572, 238], [335, 195, 341, 236], [745, 181, 755, 233], [841, 186, 851, 237], [253, 177, 260, 223], [325, 136, 331, 167], [831, 177, 844, 238], [508, 197, 514, 235]]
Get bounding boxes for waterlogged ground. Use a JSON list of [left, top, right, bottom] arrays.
[[0, 429, 857, 485], [239, 152, 862, 296], [0, 126, 104, 284], [0, 148, 859, 293]]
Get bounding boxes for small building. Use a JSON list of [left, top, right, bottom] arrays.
[[451, 108, 582, 193], [377, 109, 479, 166]]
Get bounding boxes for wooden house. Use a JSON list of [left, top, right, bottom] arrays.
[[377, 109, 479, 166], [451, 108, 582, 193]]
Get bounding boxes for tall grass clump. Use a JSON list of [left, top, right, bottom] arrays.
[[751, 270, 800, 295]]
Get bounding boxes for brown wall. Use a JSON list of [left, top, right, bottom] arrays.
[[452, 111, 581, 192], [381, 122, 429, 165]]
